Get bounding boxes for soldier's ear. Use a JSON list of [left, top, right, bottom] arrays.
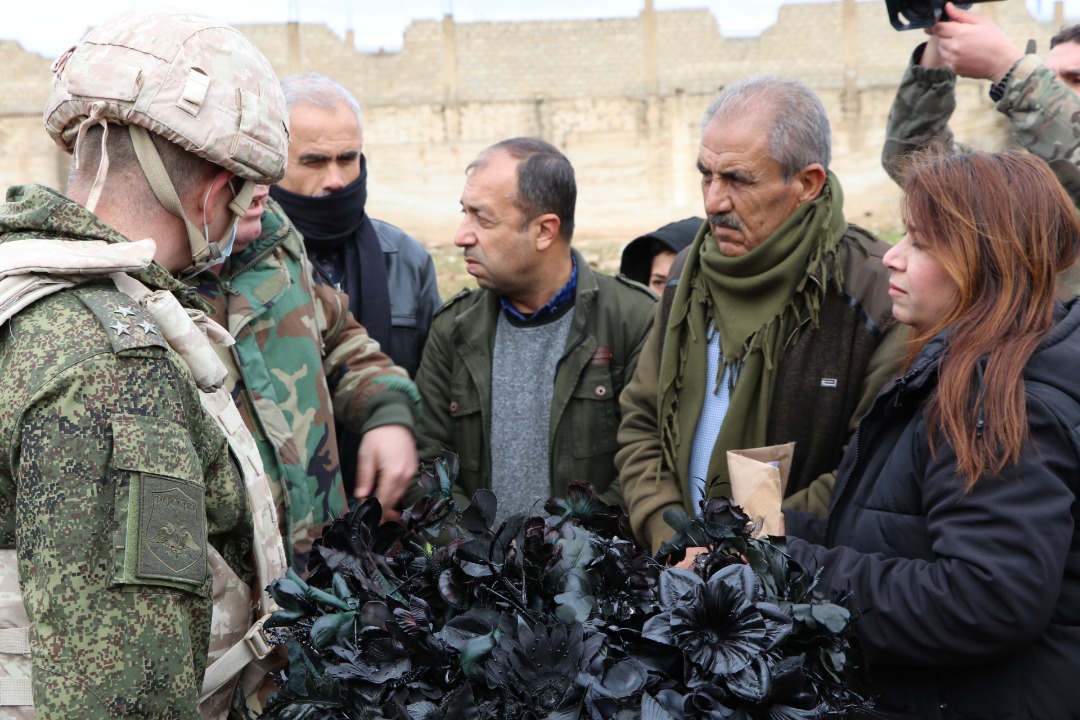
[[532, 213, 562, 252], [194, 169, 236, 229], [791, 164, 827, 205]]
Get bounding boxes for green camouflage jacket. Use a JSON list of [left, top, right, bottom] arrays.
[[883, 45, 1080, 205], [192, 198, 420, 573], [405, 250, 656, 511], [0, 184, 253, 717], [882, 45, 1080, 295]]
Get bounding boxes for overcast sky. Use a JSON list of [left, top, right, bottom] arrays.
[[4, 0, 1077, 58]]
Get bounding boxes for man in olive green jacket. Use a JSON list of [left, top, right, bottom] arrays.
[[405, 138, 655, 516], [616, 77, 904, 554]]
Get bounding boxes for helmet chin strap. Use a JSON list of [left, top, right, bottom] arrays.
[[71, 102, 111, 214], [127, 125, 255, 275]]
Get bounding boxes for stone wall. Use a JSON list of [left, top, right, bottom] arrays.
[[0, 1, 1071, 247]]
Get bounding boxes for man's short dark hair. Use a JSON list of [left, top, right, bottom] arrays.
[[67, 123, 217, 199], [1051, 24, 1080, 49], [469, 137, 576, 242]]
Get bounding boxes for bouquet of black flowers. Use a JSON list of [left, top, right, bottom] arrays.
[[257, 456, 871, 719]]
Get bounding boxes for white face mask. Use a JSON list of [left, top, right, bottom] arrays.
[[204, 217, 240, 271], [201, 180, 241, 271]]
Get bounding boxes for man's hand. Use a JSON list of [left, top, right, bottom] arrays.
[[674, 546, 709, 570], [927, 2, 1022, 82], [354, 424, 419, 512]]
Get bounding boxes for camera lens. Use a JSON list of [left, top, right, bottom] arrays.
[[902, 0, 975, 24], [900, 0, 942, 25]]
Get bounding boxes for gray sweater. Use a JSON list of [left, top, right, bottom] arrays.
[[489, 309, 574, 520]]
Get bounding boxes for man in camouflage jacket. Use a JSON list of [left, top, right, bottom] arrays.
[[0, 185, 259, 717], [0, 10, 291, 715], [883, 4, 1080, 297], [192, 191, 421, 573]]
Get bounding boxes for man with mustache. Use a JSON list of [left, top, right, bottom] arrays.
[[617, 76, 906, 553], [189, 185, 420, 573], [267, 72, 440, 500], [404, 137, 656, 517]]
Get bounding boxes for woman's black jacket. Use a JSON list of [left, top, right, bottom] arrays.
[[786, 300, 1080, 719]]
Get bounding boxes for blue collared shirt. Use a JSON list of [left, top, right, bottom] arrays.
[[688, 321, 734, 513], [499, 254, 578, 322]]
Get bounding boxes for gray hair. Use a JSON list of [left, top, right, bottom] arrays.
[[701, 75, 831, 179], [280, 72, 364, 129]]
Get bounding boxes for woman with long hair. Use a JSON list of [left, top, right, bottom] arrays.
[[785, 150, 1080, 718]]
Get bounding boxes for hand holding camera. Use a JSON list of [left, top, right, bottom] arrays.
[[924, 2, 1022, 82]]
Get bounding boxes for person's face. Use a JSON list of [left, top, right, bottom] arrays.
[[454, 150, 536, 296], [233, 184, 270, 251], [882, 225, 958, 333], [649, 249, 677, 294], [698, 114, 810, 257], [1047, 40, 1080, 94], [277, 101, 363, 197]]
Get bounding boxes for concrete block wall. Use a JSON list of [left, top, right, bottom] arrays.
[[0, 41, 53, 115], [0, 1, 1074, 242], [0, 116, 66, 190]]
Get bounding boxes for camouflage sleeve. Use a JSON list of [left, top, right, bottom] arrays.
[[312, 279, 421, 435], [881, 43, 958, 185], [999, 54, 1080, 209], [12, 344, 248, 717]]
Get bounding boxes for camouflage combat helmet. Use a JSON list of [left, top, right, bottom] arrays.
[[43, 10, 289, 273]]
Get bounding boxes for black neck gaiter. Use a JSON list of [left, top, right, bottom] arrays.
[[269, 158, 392, 350]]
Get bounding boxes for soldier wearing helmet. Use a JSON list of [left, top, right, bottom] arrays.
[[0, 9, 291, 717]]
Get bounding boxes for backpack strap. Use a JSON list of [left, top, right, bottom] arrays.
[[110, 273, 287, 714]]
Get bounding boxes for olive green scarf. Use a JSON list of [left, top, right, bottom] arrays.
[[658, 172, 847, 505]]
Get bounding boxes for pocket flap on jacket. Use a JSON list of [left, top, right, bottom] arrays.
[[571, 367, 616, 402], [111, 413, 201, 483]]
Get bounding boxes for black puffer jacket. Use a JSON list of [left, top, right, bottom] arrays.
[[786, 300, 1080, 719]]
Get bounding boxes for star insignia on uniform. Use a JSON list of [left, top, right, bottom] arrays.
[[137, 319, 159, 335], [114, 305, 136, 317], [110, 320, 132, 336]]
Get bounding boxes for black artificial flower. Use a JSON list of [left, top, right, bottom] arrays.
[[306, 496, 408, 601], [587, 537, 661, 624], [483, 617, 604, 719], [698, 496, 753, 540], [656, 684, 736, 720], [545, 480, 633, 540], [261, 471, 869, 719], [641, 565, 792, 679]]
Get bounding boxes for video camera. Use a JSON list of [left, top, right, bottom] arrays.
[[886, 0, 1001, 31]]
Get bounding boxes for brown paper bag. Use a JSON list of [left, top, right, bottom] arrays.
[[727, 442, 795, 536]]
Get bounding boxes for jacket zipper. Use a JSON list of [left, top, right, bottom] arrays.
[[223, 231, 290, 285], [824, 365, 918, 544]]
